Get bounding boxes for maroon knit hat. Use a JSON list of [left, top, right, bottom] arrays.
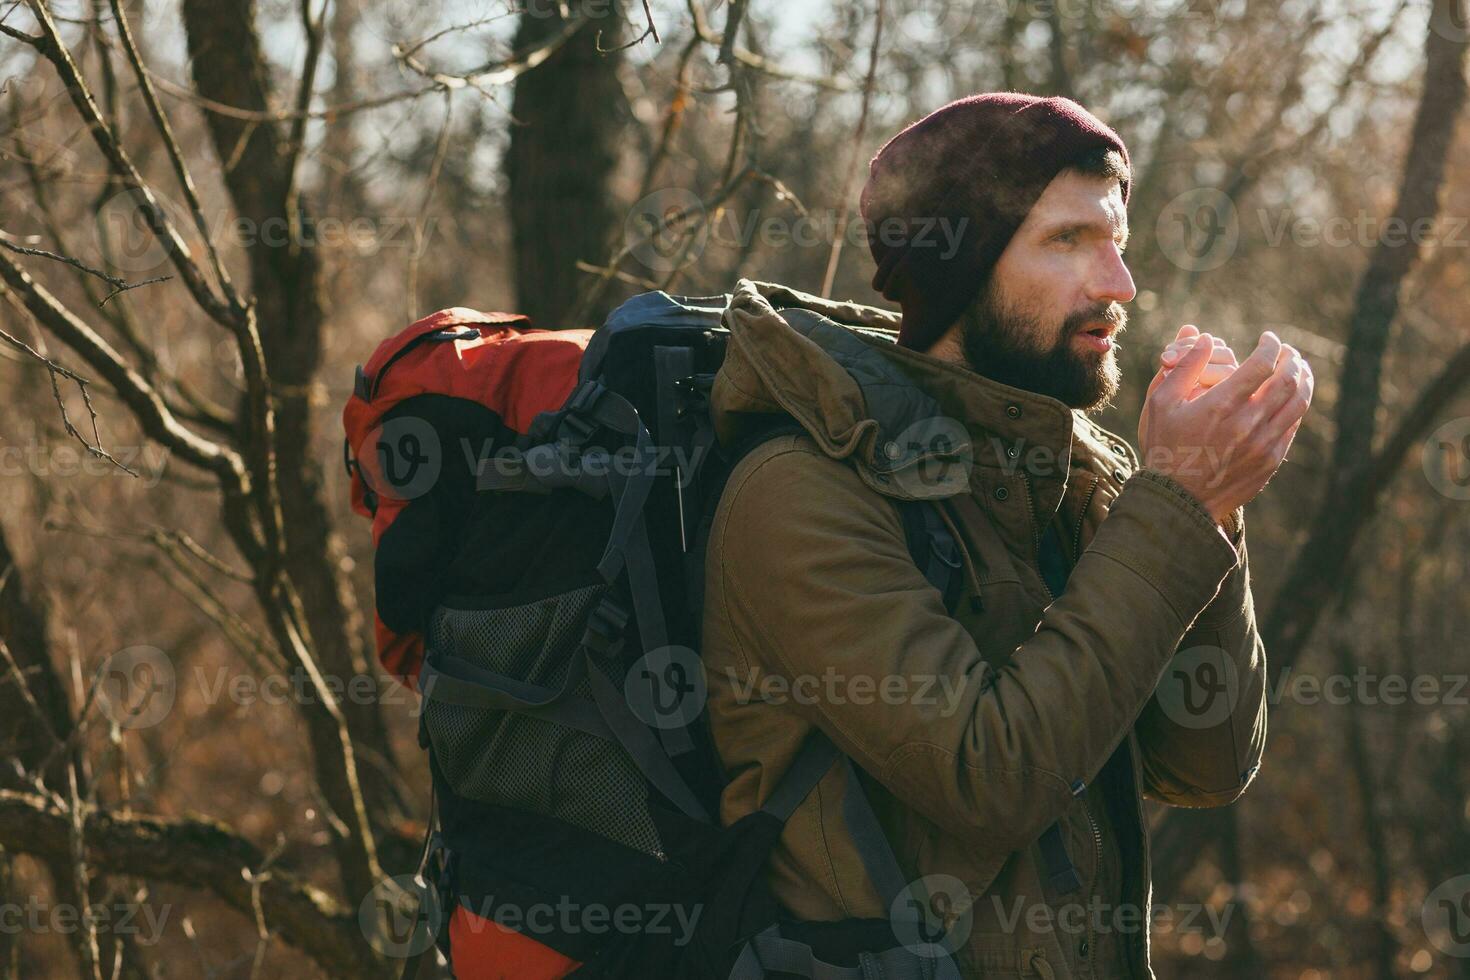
[[860, 93, 1131, 351]]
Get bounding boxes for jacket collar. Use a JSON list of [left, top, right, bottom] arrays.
[[712, 279, 1121, 523]]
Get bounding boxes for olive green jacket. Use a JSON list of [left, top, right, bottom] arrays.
[[702, 280, 1265, 979]]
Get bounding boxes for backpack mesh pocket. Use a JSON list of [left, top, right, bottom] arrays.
[[421, 584, 665, 858]]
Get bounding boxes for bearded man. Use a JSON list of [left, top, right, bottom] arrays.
[[703, 93, 1312, 978]]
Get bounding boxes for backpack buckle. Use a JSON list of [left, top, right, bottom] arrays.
[[582, 597, 629, 657], [558, 381, 608, 449]]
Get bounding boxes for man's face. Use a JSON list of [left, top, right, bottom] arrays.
[[954, 169, 1135, 411]]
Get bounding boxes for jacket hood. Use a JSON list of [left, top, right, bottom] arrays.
[[713, 280, 972, 501], [712, 279, 1130, 519]]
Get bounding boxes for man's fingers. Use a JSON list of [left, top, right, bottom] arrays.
[[1264, 350, 1314, 430], [1162, 337, 1237, 370], [1177, 323, 1200, 342], [1198, 361, 1237, 387], [1202, 331, 1283, 408], [1155, 332, 1215, 400], [1268, 416, 1304, 465], [1244, 348, 1308, 424]]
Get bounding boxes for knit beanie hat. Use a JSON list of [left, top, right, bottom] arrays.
[[860, 93, 1131, 351]]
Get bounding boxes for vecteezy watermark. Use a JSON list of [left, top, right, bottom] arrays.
[[626, 646, 708, 731], [474, 441, 712, 493], [1154, 646, 1241, 729], [1265, 666, 1470, 708], [1256, 210, 1470, 251], [1156, 184, 1470, 272], [192, 666, 417, 711], [1155, 187, 1240, 273], [892, 0, 1225, 44], [887, 416, 975, 497], [91, 188, 441, 274], [625, 188, 709, 273], [1423, 875, 1470, 957], [355, 416, 444, 504], [623, 190, 971, 273], [361, 874, 446, 958], [989, 895, 1236, 939], [1430, 0, 1470, 43], [1423, 417, 1470, 501], [724, 667, 971, 718], [0, 436, 170, 488], [891, 875, 974, 958], [95, 645, 176, 730], [454, 896, 703, 947], [0, 897, 171, 943]]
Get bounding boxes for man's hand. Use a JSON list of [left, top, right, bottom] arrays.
[[1158, 324, 1238, 392], [1139, 325, 1239, 453], [1137, 329, 1313, 524]]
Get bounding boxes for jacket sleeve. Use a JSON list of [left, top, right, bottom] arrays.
[[708, 439, 1243, 853], [1132, 491, 1268, 807]]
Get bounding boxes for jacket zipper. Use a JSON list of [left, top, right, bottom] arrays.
[[1072, 478, 1100, 561], [1017, 472, 1053, 603], [1026, 467, 1104, 974], [1079, 795, 1102, 975]]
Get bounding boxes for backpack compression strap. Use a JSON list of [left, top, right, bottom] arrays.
[[728, 730, 964, 980]]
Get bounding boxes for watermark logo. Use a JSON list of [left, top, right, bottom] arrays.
[[1423, 875, 1470, 957], [1431, 0, 1470, 43], [360, 874, 445, 958], [1423, 417, 1470, 501], [1156, 187, 1239, 272], [893, 0, 980, 43], [891, 874, 974, 958], [95, 645, 175, 730], [1154, 645, 1239, 729], [357, 416, 443, 504], [887, 415, 974, 497], [626, 188, 707, 273], [362, 0, 447, 44], [724, 667, 969, 717], [626, 646, 707, 730], [92, 188, 195, 275]]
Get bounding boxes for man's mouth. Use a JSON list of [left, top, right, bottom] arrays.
[[1074, 321, 1118, 352]]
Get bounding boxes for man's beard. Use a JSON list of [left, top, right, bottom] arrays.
[[958, 280, 1126, 412]]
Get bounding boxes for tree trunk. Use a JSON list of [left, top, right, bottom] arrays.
[[505, 0, 629, 329]]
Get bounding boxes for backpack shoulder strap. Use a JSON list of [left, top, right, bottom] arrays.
[[895, 498, 964, 615]]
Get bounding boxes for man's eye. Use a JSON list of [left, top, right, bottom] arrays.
[[1053, 230, 1079, 245]]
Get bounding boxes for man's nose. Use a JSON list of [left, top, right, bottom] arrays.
[[1090, 245, 1136, 305]]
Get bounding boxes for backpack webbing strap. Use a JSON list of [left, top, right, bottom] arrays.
[[610, 457, 699, 760], [896, 499, 963, 615], [739, 730, 965, 980], [836, 757, 909, 910], [1038, 823, 1084, 897], [583, 656, 710, 822], [729, 925, 962, 980], [417, 647, 710, 823], [417, 649, 607, 738], [759, 730, 841, 822]]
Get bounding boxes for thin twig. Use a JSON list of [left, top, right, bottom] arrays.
[[0, 320, 140, 476], [0, 233, 171, 305]]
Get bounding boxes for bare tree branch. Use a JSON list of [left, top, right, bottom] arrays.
[[0, 790, 390, 979]]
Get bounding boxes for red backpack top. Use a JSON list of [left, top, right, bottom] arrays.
[[341, 307, 593, 683]]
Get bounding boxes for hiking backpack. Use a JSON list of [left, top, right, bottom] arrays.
[[342, 287, 973, 979]]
